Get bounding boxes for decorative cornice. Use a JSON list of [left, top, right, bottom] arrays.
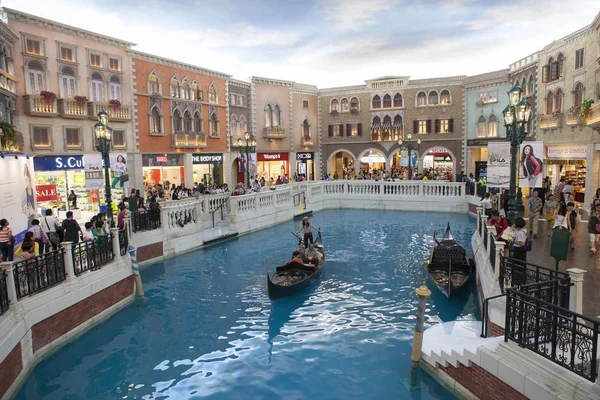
[[291, 88, 319, 96], [228, 79, 250, 89], [0, 19, 18, 43], [130, 50, 231, 80], [251, 76, 294, 87], [3, 7, 135, 49]]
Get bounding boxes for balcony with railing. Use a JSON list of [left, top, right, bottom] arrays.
[[172, 132, 207, 148], [87, 102, 132, 121], [24, 95, 58, 117], [58, 99, 87, 118], [263, 126, 286, 139], [538, 114, 558, 129], [566, 109, 579, 126], [586, 103, 600, 129]]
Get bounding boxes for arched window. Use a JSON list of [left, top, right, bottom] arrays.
[[239, 116, 247, 133], [148, 73, 160, 94], [273, 104, 281, 126], [192, 82, 201, 101], [428, 91, 438, 105], [382, 115, 392, 140], [265, 104, 273, 127], [26, 60, 45, 94], [440, 90, 451, 105], [555, 88, 563, 112], [573, 82, 584, 108], [209, 112, 218, 136], [546, 91, 554, 114], [372, 95, 381, 109], [172, 109, 183, 133], [528, 75, 534, 96], [557, 53, 564, 79], [331, 98, 339, 111], [60, 66, 76, 98], [150, 107, 162, 133], [350, 97, 359, 111], [476, 115, 487, 137], [488, 115, 498, 137], [393, 93, 402, 108], [340, 98, 349, 112], [109, 75, 121, 101], [416, 91, 427, 106], [183, 111, 192, 133], [193, 111, 202, 133], [208, 84, 217, 104], [372, 116, 381, 140], [393, 115, 403, 140], [383, 94, 392, 108], [521, 78, 527, 94], [230, 114, 238, 136], [302, 119, 311, 141], [91, 72, 104, 102], [170, 77, 180, 98], [181, 80, 190, 100]]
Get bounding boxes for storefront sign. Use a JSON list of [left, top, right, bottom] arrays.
[[91, 190, 99, 203], [258, 152, 289, 161], [426, 148, 450, 156], [487, 142, 510, 188], [546, 145, 587, 160], [35, 184, 58, 202], [156, 156, 168, 163], [296, 152, 313, 160], [192, 153, 223, 164], [33, 155, 84, 171]]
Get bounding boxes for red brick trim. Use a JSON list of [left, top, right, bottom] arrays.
[[32, 276, 133, 352], [0, 343, 22, 399], [137, 243, 163, 263], [441, 362, 527, 400]]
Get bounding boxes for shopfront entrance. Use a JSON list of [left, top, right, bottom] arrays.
[[546, 144, 587, 202], [329, 151, 355, 178], [142, 154, 185, 190], [423, 147, 454, 180], [33, 155, 88, 212], [192, 153, 223, 186], [257, 152, 289, 183], [359, 150, 386, 176], [295, 152, 314, 181]]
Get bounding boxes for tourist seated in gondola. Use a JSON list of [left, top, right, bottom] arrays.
[[304, 243, 319, 267], [286, 251, 305, 265]]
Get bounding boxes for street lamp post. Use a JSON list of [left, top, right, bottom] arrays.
[[94, 110, 115, 228], [398, 133, 421, 180], [502, 85, 532, 225], [237, 132, 256, 188]]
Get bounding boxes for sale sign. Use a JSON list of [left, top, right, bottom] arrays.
[[36, 184, 58, 202]]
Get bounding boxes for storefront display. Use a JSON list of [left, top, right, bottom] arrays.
[[546, 144, 587, 202], [359, 150, 386, 173], [257, 152, 289, 182], [192, 153, 223, 185], [33, 155, 91, 212], [142, 154, 185, 189], [295, 152, 314, 181], [330, 151, 354, 177], [423, 148, 453, 180]]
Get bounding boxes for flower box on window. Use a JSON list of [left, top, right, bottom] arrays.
[[40, 91, 57, 104], [109, 99, 122, 109], [74, 95, 88, 107]]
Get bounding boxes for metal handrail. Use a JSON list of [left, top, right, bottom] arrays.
[[292, 191, 306, 207], [481, 293, 507, 338], [210, 196, 228, 227]]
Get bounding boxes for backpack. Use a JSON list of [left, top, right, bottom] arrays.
[[524, 236, 533, 252]]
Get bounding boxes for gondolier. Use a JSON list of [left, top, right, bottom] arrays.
[[295, 217, 321, 247]]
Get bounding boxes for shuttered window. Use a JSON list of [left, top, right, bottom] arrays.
[[112, 130, 125, 147], [65, 128, 81, 147], [32, 126, 51, 147]]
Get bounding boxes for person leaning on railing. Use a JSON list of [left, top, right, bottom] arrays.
[[0, 218, 15, 262], [15, 232, 39, 259]]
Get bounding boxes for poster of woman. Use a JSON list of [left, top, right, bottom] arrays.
[[519, 142, 543, 189]]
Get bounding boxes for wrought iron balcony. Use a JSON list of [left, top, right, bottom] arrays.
[[58, 99, 87, 118], [302, 137, 314, 147], [172, 132, 207, 148], [24, 95, 58, 117], [87, 102, 132, 121], [263, 126, 286, 139]]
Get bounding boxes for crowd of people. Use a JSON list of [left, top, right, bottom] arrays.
[[324, 166, 455, 181]]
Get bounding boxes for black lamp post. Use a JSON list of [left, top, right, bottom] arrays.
[[237, 131, 256, 188], [502, 85, 532, 225], [94, 110, 115, 228], [398, 133, 421, 180]]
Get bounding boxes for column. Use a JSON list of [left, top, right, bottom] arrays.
[[184, 153, 194, 189], [566, 268, 586, 315], [111, 228, 122, 261], [60, 242, 76, 283], [222, 152, 232, 186], [127, 152, 144, 192], [1, 262, 19, 307]]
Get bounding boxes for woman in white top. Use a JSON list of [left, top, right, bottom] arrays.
[[553, 203, 568, 229]]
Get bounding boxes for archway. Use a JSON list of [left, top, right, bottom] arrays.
[[421, 146, 456, 181], [357, 149, 386, 178], [328, 149, 356, 179], [388, 147, 420, 180]]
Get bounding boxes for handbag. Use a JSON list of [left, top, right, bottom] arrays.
[[120, 174, 129, 183], [44, 217, 60, 245]]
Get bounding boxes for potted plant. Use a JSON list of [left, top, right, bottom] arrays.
[[74, 95, 88, 107], [0, 121, 21, 150], [40, 90, 57, 104], [109, 99, 122, 109]]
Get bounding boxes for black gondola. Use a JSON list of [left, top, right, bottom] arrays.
[[267, 232, 325, 300], [427, 223, 474, 298]]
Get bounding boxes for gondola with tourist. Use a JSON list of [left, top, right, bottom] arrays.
[[427, 223, 474, 298], [267, 232, 325, 300]]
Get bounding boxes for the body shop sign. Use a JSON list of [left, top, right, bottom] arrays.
[[192, 153, 223, 164], [36, 184, 58, 202], [547, 145, 587, 160], [258, 152, 289, 161]]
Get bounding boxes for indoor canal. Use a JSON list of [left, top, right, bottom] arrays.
[[15, 209, 479, 400]]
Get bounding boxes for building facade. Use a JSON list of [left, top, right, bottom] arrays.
[[228, 78, 250, 185], [0, 15, 18, 151], [464, 69, 510, 179], [6, 7, 135, 213], [130, 51, 230, 190]]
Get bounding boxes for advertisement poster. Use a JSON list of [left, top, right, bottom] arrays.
[[84, 153, 129, 190], [35, 184, 58, 202], [399, 150, 419, 167], [519, 141, 544, 189], [487, 142, 510, 188], [0, 157, 37, 253]]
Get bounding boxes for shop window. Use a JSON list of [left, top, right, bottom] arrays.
[[171, 77, 180, 98], [90, 72, 104, 102], [25, 60, 45, 95], [109, 75, 121, 101], [440, 90, 451, 105], [416, 92, 426, 107], [341, 98, 349, 112], [112, 129, 126, 147], [487, 115, 497, 137], [208, 84, 218, 104], [303, 100, 309, 109], [372, 95, 381, 109], [428, 91, 438, 106], [60, 66, 76, 98], [383, 94, 392, 108], [573, 82, 584, 108], [575, 48, 584, 70], [90, 53, 102, 68], [393, 93, 402, 108], [109, 57, 120, 71], [331, 99, 339, 112], [60, 46, 74, 62], [150, 107, 162, 134], [64, 127, 81, 148], [148, 72, 160, 94], [476, 115, 487, 137], [32, 126, 51, 148]]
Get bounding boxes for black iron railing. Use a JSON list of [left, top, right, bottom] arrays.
[[131, 210, 161, 233], [489, 236, 497, 271], [210, 197, 228, 227], [13, 250, 66, 299], [0, 270, 9, 316], [483, 226, 489, 252], [292, 191, 306, 207], [119, 229, 128, 256], [499, 256, 571, 295], [72, 236, 114, 276], [505, 288, 599, 382]]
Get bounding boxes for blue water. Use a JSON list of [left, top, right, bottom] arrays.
[[15, 210, 478, 400]]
